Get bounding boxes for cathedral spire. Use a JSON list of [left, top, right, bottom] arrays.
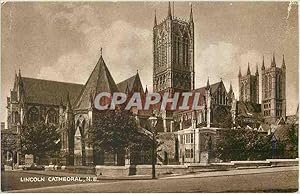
[[282, 54, 286, 69], [168, 1, 172, 19], [271, 52, 276, 67], [154, 10, 157, 26], [206, 77, 210, 90], [261, 56, 265, 70], [189, 4, 193, 22], [247, 63, 251, 75]]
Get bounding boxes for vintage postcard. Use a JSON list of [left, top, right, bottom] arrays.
[[1, 1, 298, 192]]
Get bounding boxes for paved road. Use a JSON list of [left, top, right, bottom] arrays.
[[5, 167, 298, 192]]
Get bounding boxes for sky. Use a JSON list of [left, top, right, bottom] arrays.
[[1, 1, 298, 122]]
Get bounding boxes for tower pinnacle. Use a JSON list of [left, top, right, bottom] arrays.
[[154, 10, 157, 26], [271, 52, 276, 67], [247, 63, 251, 75], [238, 66, 242, 77], [206, 77, 210, 89], [282, 54, 286, 69], [168, 1, 172, 19], [189, 4, 193, 22], [262, 56, 265, 70]]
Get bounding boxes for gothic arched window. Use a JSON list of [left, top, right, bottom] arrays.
[[244, 81, 248, 100], [219, 89, 221, 104], [173, 36, 177, 65], [264, 75, 268, 98], [177, 37, 180, 65], [158, 45, 161, 67], [161, 37, 165, 66], [47, 108, 58, 124], [182, 38, 186, 66], [241, 83, 244, 101], [28, 107, 39, 123], [277, 74, 281, 98], [279, 75, 282, 98], [12, 111, 20, 124], [268, 75, 272, 98], [185, 39, 189, 66]]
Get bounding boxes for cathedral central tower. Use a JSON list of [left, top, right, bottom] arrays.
[[153, 3, 195, 94]]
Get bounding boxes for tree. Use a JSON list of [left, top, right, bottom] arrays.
[[1, 131, 21, 166], [283, 124, 298, 158], [215, 111, 233, 128], [88, 110, 153, 164], [216, 129, 248, 161], [216, 128, 285, 161], [20, 122, 60, 164], [1, 132, 20, 153]]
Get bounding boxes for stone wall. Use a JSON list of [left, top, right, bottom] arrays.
[[135, 165, 188, 176], [95, 165, 133, 177], [46, 158, 298, 178]]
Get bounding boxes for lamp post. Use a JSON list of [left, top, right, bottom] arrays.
[[148, 115, 158, 179]]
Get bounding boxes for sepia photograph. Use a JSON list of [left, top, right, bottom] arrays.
[[1, 0, 299, 192]]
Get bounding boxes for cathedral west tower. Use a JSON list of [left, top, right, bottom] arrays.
[[261, 54, 286, 124], [153, 3, 195, 94]]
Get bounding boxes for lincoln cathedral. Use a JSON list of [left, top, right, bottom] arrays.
[[3, 3, 291, 166]]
